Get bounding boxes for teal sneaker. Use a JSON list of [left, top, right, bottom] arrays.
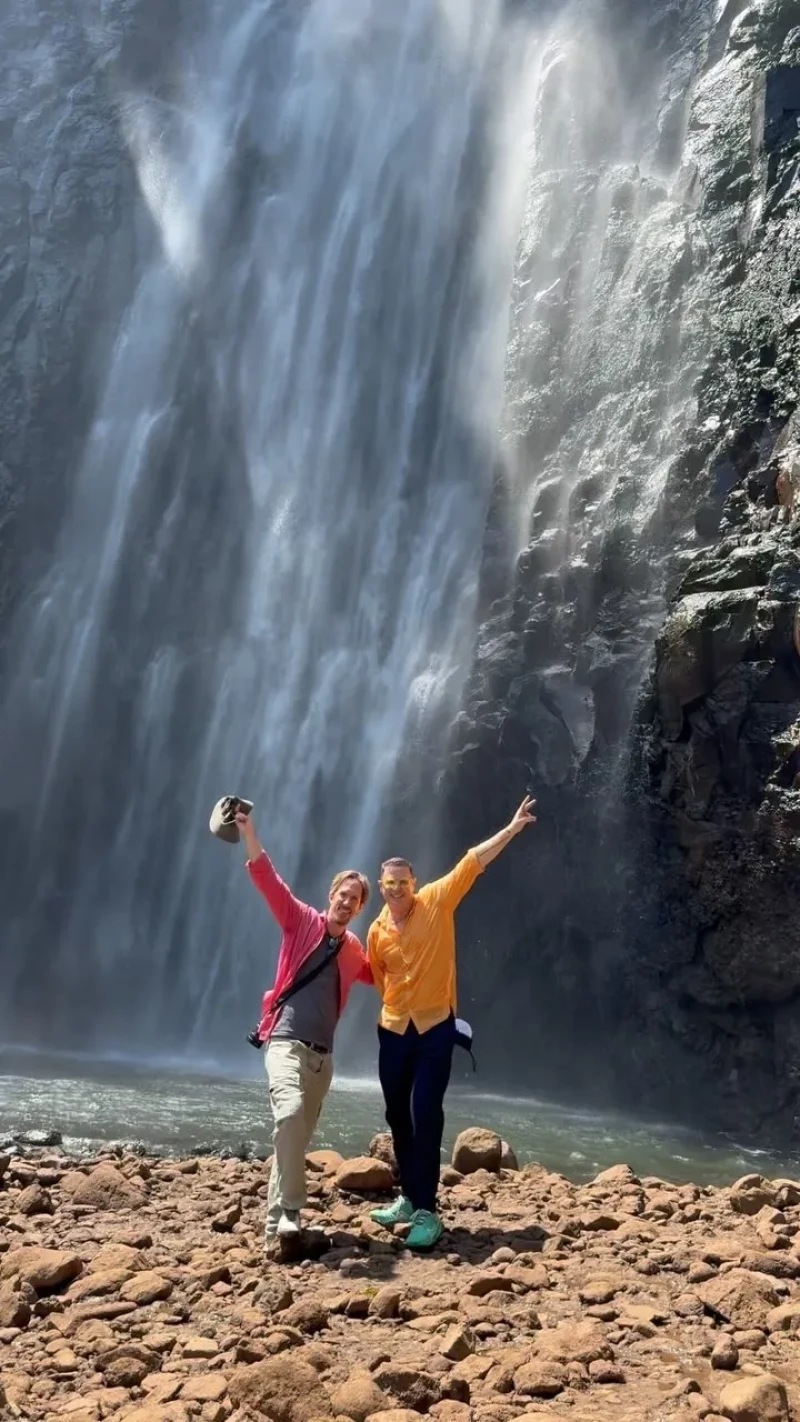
[[370, 1195, 414, 1228], [405, 1209, 444, 1252]]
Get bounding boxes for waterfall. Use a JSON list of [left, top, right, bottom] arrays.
[[0, 0, 536, 1063]]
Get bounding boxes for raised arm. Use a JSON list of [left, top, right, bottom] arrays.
[[472, 795, 536, 869], [237, 811, 302, 932]]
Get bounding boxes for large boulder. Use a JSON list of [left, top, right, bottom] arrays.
[[90, 1243, 148, 1274], [452, 1128, 502, 1175], [513, 1361, 567, 1398], [593, 1164, 640, 1188], [372, 1365, 442, 1412], [718, 1372, 790, 1422], [0, 1246, 83, 1292], [730, 1177, 778, 1216], [765, 1301, 800, 1335], [330, 1371, 391, 1422], [335, 1158, 394, 1192], [119, 1271, 173, 1305], [68, 1267, 133, 1303], [97, 1343, 161, 1388], [696, 1271, 780, 1329], [229, 1356, 332, 1421], [16, 1183, 53, 1216], [66, 1163, 145, 1211], [279, 1298, 329, 1334]]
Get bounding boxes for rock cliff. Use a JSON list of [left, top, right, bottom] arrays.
[[444, 1, 800, 1138]]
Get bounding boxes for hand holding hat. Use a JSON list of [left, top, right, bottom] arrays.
[[209, 795, 254, 844]]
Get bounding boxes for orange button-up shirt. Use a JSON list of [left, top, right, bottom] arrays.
[[367, 850, 483, 1034]]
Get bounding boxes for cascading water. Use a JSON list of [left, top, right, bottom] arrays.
[[0, 0, 536, 1063]]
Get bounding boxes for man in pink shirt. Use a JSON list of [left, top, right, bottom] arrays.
[[237, 810, 372, 1243]]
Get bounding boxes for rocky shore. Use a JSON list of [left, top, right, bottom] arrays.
[[1, 1128, 799, 1422]]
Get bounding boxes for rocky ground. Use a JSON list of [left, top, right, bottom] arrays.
[[1, 1128, 799, 1422]]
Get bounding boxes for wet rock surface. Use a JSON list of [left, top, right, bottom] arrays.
[[633, 406, 800, 1139], [0, 1141, 798, 1422], [441, 1, 800, 1140]]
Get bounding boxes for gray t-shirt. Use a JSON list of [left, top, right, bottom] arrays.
[[271, 934, 341, 1052]]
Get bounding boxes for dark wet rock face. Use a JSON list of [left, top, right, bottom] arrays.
[[0, 0, 144, 627], [631, 415, 800, 1137], [443, 6, 800, 1138]]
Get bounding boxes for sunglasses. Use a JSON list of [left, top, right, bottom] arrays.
[[381, 876, 413, 889]]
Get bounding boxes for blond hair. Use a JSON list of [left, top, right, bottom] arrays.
[[329, 869, 370, 909]]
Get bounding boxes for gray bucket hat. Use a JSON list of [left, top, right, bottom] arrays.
[[209, 795, 253, 845]]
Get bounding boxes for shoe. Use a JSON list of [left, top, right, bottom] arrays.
[[370, 1195, 414, 1228], [277, 1209, 301, 1237], [405, 1209, 444, 1252]]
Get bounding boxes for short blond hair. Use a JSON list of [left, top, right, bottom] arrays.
[[329, 869, 370, 909]]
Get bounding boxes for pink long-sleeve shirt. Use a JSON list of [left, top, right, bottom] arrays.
[[248, 851, 372, 1044]]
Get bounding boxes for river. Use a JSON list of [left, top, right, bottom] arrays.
[[1, 1052, 797, 1187]]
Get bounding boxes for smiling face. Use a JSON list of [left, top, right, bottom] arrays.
[[379, 858, 416, 920], [327, 871, 369, 932]]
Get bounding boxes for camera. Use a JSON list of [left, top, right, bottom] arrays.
[[246, 1027, 264, 1050]]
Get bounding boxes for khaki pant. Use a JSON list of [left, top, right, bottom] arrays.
[[265, 1039, 333, 1235]]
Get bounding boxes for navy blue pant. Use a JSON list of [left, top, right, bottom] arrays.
[[378, 1014, 455, 1214]]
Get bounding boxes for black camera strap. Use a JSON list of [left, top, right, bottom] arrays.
[[273, 932, 344, 1013]]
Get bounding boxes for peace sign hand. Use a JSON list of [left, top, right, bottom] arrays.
[[509, 795, 537, 835]]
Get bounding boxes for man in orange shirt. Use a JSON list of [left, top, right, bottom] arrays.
[[367, 796, 536, 1251]]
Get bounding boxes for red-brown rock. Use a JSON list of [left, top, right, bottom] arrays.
[[68, 1268, 133, 1303], [229, 1356, 332, 1421], [98, 1343, 161, 1388], [372, 1364, 442, 1412], [280, 1298, 329, 1334], [180, 1374, 228, 1402], [120, 1271, 173, 1305], [330, 1370, 391, 1422], [696, 1271, 780, 1329], [335, 1158, 395, 1192], [0, 1281, 32, 1329], [68, 1162, 145, 1211], [513, 1361, 567, 1397], [1, 1246, 83, 1292], [452, 1129, 502, 1176], [16, 1183, 54, 1215], [718, 1373, 790, 1422]]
